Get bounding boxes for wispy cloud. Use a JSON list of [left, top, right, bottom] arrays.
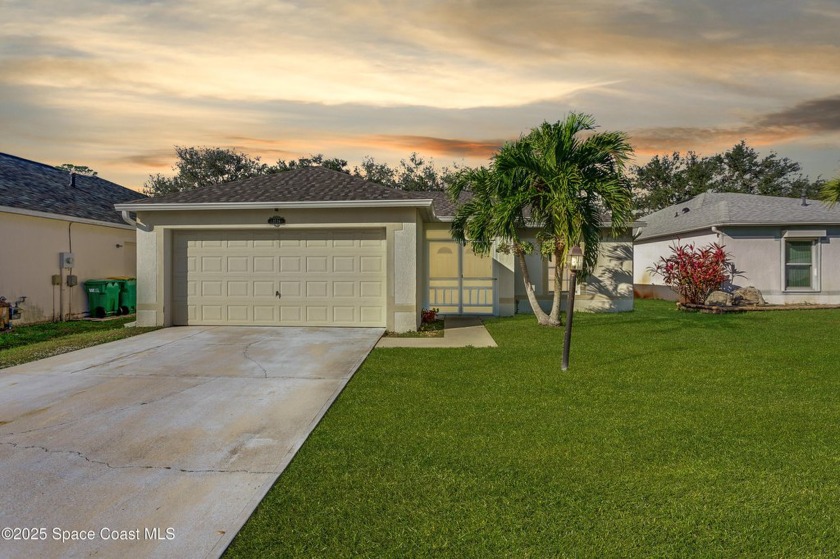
[[0, 0, 838, 187]]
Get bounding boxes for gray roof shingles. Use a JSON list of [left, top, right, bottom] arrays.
[[0, 152, 146, 225], [637, 192, 840, 240], [130, 166, 422, 205]]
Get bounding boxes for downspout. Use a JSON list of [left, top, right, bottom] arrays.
[[711, 226, 723, 240], [121, 210, 152, 232]]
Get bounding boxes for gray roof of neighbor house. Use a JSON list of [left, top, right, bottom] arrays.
[[637, 192, 840, 241], [0, 152, 146, 225], [129, 166, 421, 205]]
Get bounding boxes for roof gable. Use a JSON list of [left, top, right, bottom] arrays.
[[637, 192, 840, 240], [0, 153, 146, 225]]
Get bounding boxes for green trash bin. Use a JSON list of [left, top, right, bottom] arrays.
[[85, 280, 120, 318], [108, 277, 136, 314]]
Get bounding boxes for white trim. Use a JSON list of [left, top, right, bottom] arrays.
[[781, 237, 821, 293], [640, 222, 839, 242], [115, 199, 434, 212], [783, 229, 827, 238], [0, 205, 134, 230]]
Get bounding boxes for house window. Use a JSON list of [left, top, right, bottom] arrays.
[[784, 240, 816, 290]]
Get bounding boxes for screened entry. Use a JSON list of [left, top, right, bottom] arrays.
[[426, 229, 496, 315]]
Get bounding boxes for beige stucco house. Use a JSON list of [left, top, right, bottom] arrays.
[[634, 192, 840, 304], [0, 153, 146, 324], [116, 167, 636, 332]]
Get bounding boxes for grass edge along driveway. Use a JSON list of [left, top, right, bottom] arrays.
[[0, 318, 159, 368], [225, 299, 840, 558]]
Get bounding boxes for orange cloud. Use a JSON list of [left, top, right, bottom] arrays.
[[360, 135, 502, 159]]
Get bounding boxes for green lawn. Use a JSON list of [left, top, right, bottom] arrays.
[[0, 318, 159, 368], [225, 300, 839, 558]]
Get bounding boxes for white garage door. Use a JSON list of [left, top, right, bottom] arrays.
[[173, 229, 386, 326]]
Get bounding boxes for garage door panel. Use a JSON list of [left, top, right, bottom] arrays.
[[174, 229, 386, 326], [253, 281, 276, 297], [333, 307, 355, 322], [360, 256, 383, 273], [333, 282, 355, 297], [333, 256, 355, 272], [253, 306, 276, 322], [227, 256, 249, 273], [280, 257, 300, 272], [253, 257, 275, 272], [305, 256, 328, 272]]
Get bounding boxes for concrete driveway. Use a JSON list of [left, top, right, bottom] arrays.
[[0, 326, 382, 559]]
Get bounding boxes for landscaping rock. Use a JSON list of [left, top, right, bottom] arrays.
[[733, 286, 766, 306], [705, 291, 734, 306]]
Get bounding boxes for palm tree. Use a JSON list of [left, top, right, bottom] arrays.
[[820, 177, 840, 207], [449, 113, 634, 326]]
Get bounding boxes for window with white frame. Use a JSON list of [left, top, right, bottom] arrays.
[[783, 239, 817, 290]]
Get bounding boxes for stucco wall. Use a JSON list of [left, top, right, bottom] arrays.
[[132, 207, 423, 331], [514, 231, 636, 313], [0, 210, 136, 324], [633, 227, 840, 304], [722, 226, 840, 304]]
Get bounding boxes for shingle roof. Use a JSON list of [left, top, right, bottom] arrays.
[[637, 192, 840, 240], [0, 152, 145, 225], [130, 166, 421, 204], [415, 190, 471, 218]]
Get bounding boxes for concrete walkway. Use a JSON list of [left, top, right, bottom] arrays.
[[0, 326, 382, 559], [376, 316, 497, 348]]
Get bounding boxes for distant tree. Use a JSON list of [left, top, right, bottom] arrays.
[[144, 146, 460, 196], [274, 154, 350, 174], [144, 146, 271, 196], [353, 156, 397, 186], [632, 141, 822, 213], [820, 177, 840, 207], [56, 163, 97, 176], [353, 152, 456, 191]]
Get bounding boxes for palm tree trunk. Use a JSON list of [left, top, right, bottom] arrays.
[[515, 247, 556, 326], [549, 245, 565, 323]]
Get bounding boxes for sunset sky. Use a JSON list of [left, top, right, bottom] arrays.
[[2, 0, 839, 191]]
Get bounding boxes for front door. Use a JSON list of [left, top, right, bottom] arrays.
[[426, 237, 495, 315]]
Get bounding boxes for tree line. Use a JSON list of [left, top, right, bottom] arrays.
[[142, 141, 835, 214], [143, 147, 457, 196]]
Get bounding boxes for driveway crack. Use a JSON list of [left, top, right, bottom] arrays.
[[0, 441, 273, 475], [242, 340, 269, 378], [67, 328, 216, 375], [0, 378, 218, 438]]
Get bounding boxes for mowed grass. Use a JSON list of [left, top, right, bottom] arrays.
[[225, 300, 840, 558], [0, 318, 159, 368]]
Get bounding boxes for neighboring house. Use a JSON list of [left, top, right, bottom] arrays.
[[115, 167, 637, 332], [634, 192, 840, 304], [0, 153, 146, 323]]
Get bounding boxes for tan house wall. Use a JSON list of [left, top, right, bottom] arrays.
[[133, 207, 423, 332], [514, 231, 636, 313], [0, 210, 136, 324]]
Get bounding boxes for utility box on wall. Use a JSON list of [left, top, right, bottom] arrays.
[[59, 252, 75, 269]]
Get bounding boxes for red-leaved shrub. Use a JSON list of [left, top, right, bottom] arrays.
[[651, 242, 738, 304], [421, 307, 439, 324]]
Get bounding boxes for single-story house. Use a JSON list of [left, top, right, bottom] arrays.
[[115, 167, 638, 332], [634, 192, 840, 304], [0, 153, 146, 323]]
